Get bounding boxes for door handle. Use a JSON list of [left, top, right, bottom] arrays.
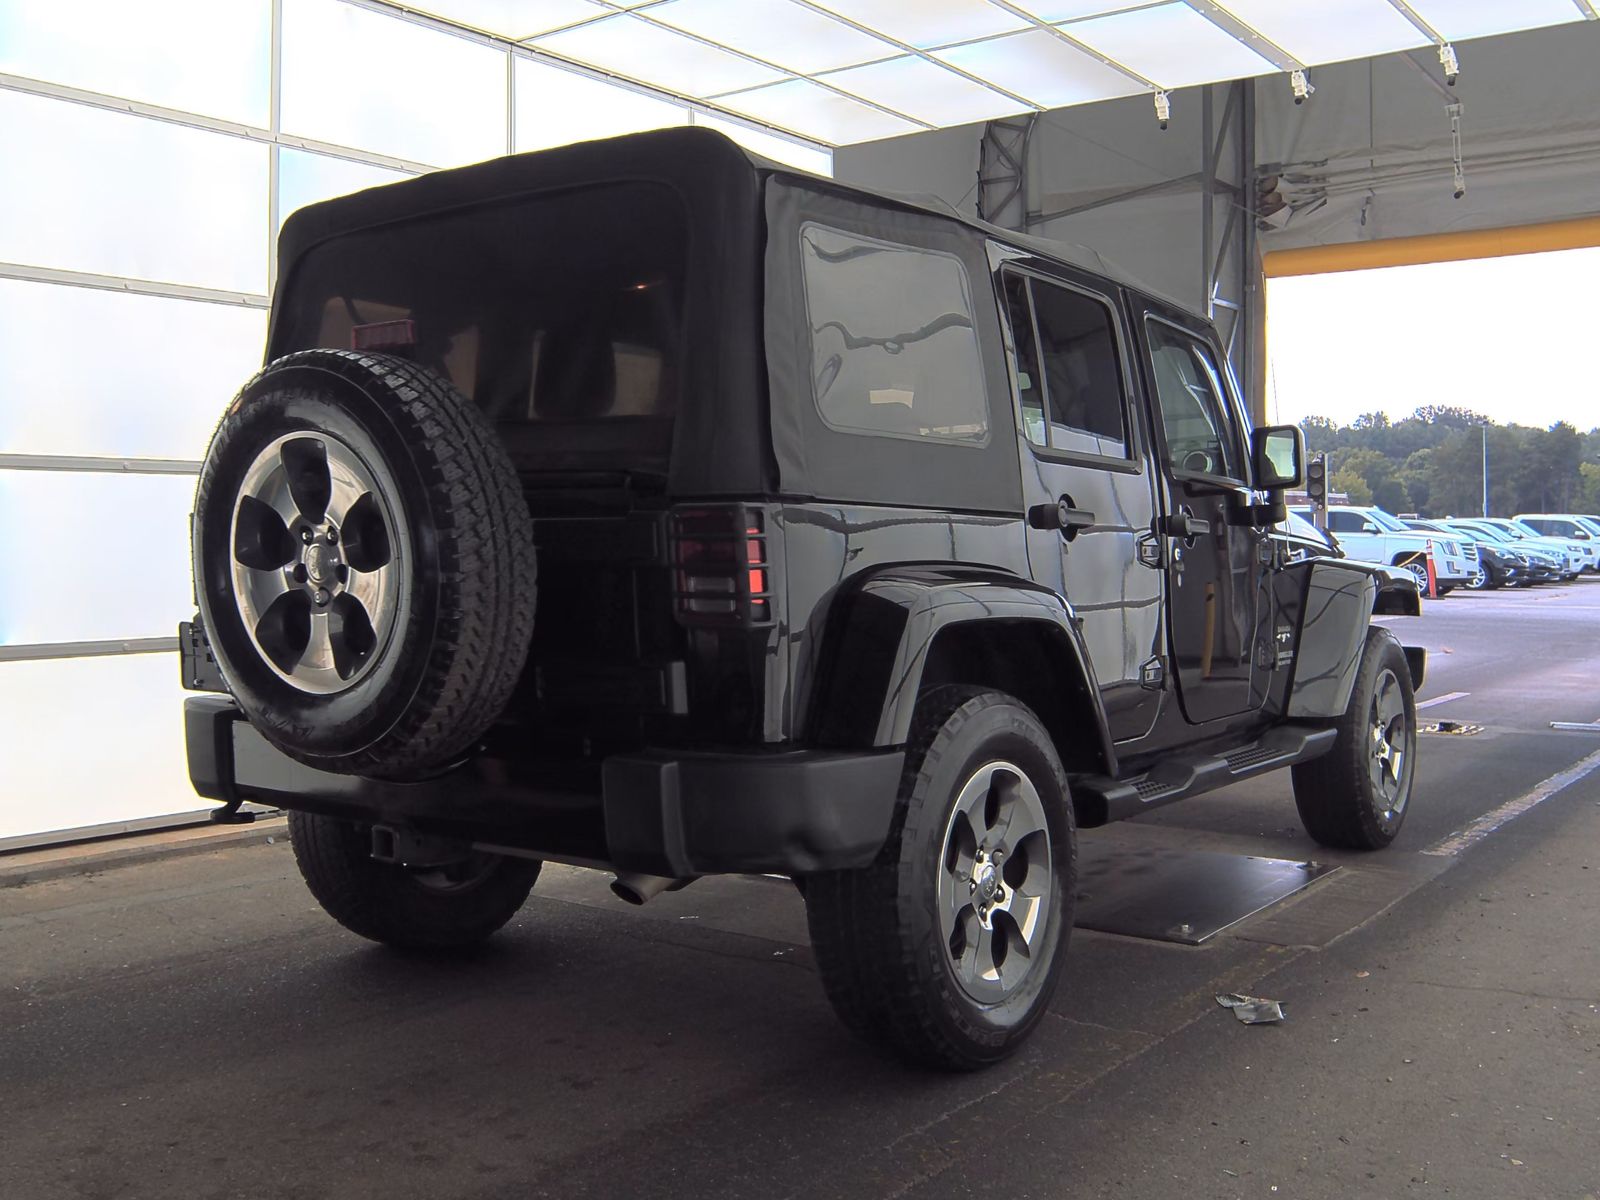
[[1028, 497, 1097, 541], [1163, 510, 1212, 539]]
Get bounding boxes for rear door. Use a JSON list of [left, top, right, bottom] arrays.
[[996, 259, 1162, 742], [1136, 309, 1268, 724]]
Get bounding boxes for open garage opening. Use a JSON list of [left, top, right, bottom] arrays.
[[1266, 240, 1600, 524]]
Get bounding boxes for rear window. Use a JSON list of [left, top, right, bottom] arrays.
[[798, 224, 988, 446], [277, 181, 686, 437]]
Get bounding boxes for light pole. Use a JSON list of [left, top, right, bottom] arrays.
[[1481, 424, 1489, 518]]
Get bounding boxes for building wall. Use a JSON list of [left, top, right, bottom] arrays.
[[834, 84, 1258, 397], [0, 0, 829, 842]]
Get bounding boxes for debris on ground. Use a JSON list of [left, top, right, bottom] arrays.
[[1215, 993, 1286, 1024]]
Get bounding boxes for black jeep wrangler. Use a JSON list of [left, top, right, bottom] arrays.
[[183, 128, 1421, 1070]]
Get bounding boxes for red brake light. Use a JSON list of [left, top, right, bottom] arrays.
[[672, 506, 773, 626]]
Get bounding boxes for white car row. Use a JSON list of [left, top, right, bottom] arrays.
[[1292, 506, 1599, 592], [1291, 505, 1475, 592]]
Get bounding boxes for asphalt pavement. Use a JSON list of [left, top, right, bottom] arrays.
[[3, 580, 1598, 1200]]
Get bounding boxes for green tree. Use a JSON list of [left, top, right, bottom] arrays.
[[1298, 415, 1346, 455], [1400, 449, 1433, 513], [1427, 428, 1488, 518], [1291, 414, 1591, 519], [1581, 462, 1600, 512], [1518, 423, 1583, 512], [1335, 448, 1409, 513], [1329, 466, 1372, 505]]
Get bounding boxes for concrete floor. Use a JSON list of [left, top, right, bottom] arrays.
[[3, 582, 1598, 1200]]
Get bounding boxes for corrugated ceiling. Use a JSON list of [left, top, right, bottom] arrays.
[[397, 0, 1598, 144]]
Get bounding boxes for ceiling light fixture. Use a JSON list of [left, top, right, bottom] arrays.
[[1438, 42, 1460, 86], [1289, 69, 1314, 104], [1153, 90, 1171, 130]]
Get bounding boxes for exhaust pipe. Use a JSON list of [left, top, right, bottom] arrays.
[[609, 872, 690, 906]]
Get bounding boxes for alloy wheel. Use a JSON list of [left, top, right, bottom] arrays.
[[1368, 667, 1412, 824], [936, 761, 1053, 1004], [230, 432, 401, 694]]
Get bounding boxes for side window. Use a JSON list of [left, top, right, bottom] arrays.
[[1145, 320, 1239, 480], [1001, 274, 1047, 446], [799, 224, 988, 445], [1327, 511, 1361, 533], [1032, 278, 1128, 457], [1000, 271, 1128, 458]]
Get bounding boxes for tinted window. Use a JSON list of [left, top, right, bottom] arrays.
[[1001, 274, 1047, 446], [1327, 510, 1364, 533], [282, 181, 685, 428], [1032, 278, 1127, 455], [800, 224, 988, 445], [1145, 321, 1237, 478]]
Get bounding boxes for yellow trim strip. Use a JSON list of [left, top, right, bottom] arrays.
[[1262, 215, 1600, 278]]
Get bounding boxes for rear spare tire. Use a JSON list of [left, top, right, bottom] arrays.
[[193, 349, 535, 778]]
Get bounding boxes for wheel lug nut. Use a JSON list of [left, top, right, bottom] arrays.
[[313, 588, 330, 605], [292, 564, 308, 583], [300, 527, 314, 544], [337, 565, 348, 583]]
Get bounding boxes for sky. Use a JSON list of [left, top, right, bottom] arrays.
[[1264, 246, 1600, 434]]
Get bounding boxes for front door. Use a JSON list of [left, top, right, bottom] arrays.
[[998, 261, 1161, 742], [1139, 312, 1266, 724]]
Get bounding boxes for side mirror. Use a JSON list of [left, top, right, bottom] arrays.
[[1251, 425, 1304, 491], [1360, 521, 1379, 534]]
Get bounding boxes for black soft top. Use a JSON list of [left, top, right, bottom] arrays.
[[271, 127, 1160, 503]]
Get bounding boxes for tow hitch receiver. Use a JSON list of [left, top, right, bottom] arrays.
[[370, 825, 473, 868]]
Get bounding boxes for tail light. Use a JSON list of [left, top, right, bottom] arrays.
[[671, 505, 773, 627]]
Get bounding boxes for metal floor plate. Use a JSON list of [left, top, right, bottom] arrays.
[[1073, 843, 1339, 945]]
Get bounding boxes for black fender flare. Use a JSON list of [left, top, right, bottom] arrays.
[[800, 566, 1117, 776], [1283, 559, 1381, 720]]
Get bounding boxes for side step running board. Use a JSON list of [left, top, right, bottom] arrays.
[[1074, 724, 1338, 826]]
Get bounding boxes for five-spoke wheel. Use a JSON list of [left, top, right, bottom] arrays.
[[1292, 628, 1417, 850], [191, 348, 535, 776], [232, 432, 400, 694], [938, 761, 1053, 1004], [803, 688, 1075, 1070], [1368, 666, 1410, 825]]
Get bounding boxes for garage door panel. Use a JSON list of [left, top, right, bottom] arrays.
[[0, 654, 202, 840], [0, 470, 195, 647]]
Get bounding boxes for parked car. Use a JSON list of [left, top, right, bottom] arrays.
[[1278, 512, 1421, 612], [1292, 504, 1473, 592], [1440, 524, 1561, 585], [1403, 518, 1523, 589], [177, 127, 1424, 1070], [1514, 514, 1600, 573], [1455, 518, 1583, 579]]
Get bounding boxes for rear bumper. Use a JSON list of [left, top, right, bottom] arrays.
[[184, 697, 902, 877]]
